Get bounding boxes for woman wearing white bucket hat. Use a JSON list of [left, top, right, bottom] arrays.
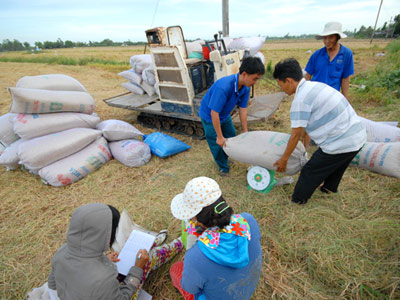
[[169, 176, 262, 300], [305, 21, 354, 99]]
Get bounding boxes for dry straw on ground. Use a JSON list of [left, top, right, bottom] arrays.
[[0, 39, 399, 300]]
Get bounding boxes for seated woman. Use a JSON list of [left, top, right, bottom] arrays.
[[47, 203, 182, 300], [169, 177, 262, 300]]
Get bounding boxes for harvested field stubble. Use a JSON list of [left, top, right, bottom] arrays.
[[0, 39, 399, 300]]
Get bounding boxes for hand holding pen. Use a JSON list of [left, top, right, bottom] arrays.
[[134, 249, 149, 269]]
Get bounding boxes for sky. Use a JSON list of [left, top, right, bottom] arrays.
[[0, 0, 399, 45]]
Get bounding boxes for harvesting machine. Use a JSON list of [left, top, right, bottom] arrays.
[[104, 26, 284, 138]]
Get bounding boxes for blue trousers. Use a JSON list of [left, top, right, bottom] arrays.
[[201, 117, 236, 173]]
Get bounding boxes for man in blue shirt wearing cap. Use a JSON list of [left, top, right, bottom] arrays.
[[305, 21, 354, 99], [199, 56, 265, 176]]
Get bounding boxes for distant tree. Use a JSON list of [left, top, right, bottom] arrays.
[[123, 40, 135, 46], [394, 14, 400, 36], [100, 39, 114, 46], [76, 41, 87, 47], [55, 38, 64, 48], [35, 41, 43, 49], [23, 42, 30, 49], [64, 40, 74, 48]]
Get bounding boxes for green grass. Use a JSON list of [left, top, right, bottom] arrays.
[[0, 55, 130, 67], [351, 39, 400, 106]]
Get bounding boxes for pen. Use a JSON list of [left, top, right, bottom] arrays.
[[137, 253, 142, 260]]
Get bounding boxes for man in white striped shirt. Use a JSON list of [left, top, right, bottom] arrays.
[[272, 58, 366, 204]]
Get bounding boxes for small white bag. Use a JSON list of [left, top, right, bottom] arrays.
[[96, 120, 143, 141], [121, 82, 144, 95], [118, 69, 142, 86], [109, 139, 151, 167]]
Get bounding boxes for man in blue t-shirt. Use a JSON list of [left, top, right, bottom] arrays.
[[305, 22, 354, 99], [199, 56, 265, 176]]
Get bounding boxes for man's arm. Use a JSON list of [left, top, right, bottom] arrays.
[[304, 73, 312, 80], [239, 107, 248, 133], [301, 128, 311, 152], [273, 127, 303, 172], [211, 110, 225, 147], [341, 76, 350, 99]]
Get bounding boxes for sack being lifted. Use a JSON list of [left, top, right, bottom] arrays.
[[223, 131, 308, 175]]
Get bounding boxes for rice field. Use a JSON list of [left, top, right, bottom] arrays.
[[0, 38, 399, 300]]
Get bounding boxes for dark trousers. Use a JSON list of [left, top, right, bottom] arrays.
[[201, 116, 236, 173], [292, 147, 361, 204]]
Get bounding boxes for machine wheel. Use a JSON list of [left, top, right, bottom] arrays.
[[163, 121, 171, 130], [186, 126, 195, 135], [154, 120, 161, 129], [196, 127, 204, 137]]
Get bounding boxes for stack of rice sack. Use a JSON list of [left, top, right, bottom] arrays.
[[96, 119, 151, 167], [0, 74, 111, 187], [118, 54, 157, 97], [350, 117, 400, 178], [223, 131, 308, 175], [227, 36, 266, 64]]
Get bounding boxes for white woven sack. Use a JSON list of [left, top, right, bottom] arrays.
[[379, 121, 398, 127], [0, 139, 24, 170], [27, 282, 60, 300], [0, 143, 5, 155], [16, 74, 87, 92], [118, 69, 142, 86], [224, 131, 308, 175], [351, 142, 400, 178], [109, 139, 151, 167], [18, 128, 102, 171], [8, 87, 95, 114], [142, 67, 156, 86], [186, 40, 204, 55], [228, 37, 265, 56], [121, 82, 144, 95], [39, 137, 111, 187], [140, 80, 156, 96], [13, 112, 100, 140], [254, 51, 265, 64], [97, 119, 143, 141], [0, 113, 19, 146], [129, 54, 153, 74], [222, 37, 233, 48], [359, 117, 400, 143]]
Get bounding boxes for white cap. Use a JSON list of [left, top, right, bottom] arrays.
[[170, 177, 222, 220], [316, 22, 347, 40]]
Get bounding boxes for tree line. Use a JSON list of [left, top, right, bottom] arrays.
[[0, 38, 146, 52], [353, 13, 400, 38]]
